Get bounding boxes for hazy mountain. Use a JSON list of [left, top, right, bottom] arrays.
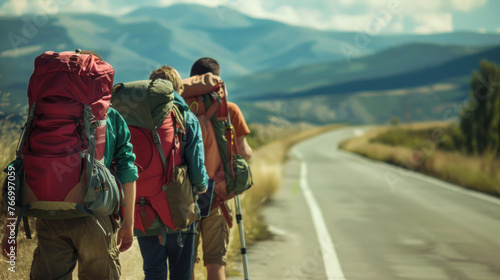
[[234, 45, 500, 124], [282, 45, 500, 99], [227, 43, 486, 100], [126, 4, 500, 73], [1, 3, 500, 121], [127, 4, 256, 29]]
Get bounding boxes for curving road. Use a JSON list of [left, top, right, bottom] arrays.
[[230, 127, 500, 280]]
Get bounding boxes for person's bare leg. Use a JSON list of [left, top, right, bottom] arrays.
[[206, 263, 225, 280]]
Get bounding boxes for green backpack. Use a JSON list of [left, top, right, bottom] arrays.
[[112, 79, 199, 242]]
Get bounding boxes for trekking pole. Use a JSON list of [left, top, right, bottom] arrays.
[[234, 195, 250, 280]]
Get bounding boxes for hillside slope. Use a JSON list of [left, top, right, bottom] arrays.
[[1, 4, 500, 119], [235, 45, 500, 124], [228, 43, 485, 100]]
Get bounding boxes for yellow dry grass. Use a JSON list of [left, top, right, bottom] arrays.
[[0, 118, 37, 279], [340, 123, 500, 196]]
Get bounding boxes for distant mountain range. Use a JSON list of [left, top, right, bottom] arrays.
[[227, 43, 487, 100], [232, 44, 500, 124], [1, 4, 500, 123]]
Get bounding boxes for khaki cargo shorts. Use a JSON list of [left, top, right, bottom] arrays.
[[195, 201, 233, 266], [30, 215, 121, 280]]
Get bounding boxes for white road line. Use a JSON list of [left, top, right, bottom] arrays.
[[296, 151, 346, 280]]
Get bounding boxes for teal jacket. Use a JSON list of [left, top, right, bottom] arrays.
[[174, 92, 208, 192], [105, 107, 139, 183]]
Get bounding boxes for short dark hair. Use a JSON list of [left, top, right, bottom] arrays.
[[80, 50, 103, 60], [190, 57, 220, 77]]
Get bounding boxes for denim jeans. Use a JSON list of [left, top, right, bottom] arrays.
[[137, 223, 195, 280]]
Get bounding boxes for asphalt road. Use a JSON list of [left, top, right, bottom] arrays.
[[229, 127, 500, 280]]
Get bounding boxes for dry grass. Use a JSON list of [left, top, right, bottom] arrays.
[[117, 241, 145, 280], [0, 118, 38, 279], [430, 153, 500, 194], [0, 226, 37, 279], [340, 123, 500, 196]]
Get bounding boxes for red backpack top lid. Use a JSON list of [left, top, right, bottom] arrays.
[[28, 51, 115, 107]]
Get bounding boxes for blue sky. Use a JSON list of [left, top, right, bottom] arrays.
[[1, 0, 499, 34]]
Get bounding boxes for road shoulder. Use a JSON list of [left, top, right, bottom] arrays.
[[229, 158, 327, 280]]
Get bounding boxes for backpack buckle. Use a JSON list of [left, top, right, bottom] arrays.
[[84, 106, 94, 122], [152, 131, 161, 145]]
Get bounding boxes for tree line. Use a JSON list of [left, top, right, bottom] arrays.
[[450, 60, 500, 157]]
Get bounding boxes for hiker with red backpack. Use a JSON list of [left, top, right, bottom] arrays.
[[182, 58, 253, 280], [111, 65, 208, 280], [1, 50, 138, 279]]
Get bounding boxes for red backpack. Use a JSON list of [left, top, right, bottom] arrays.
[[4, 50, 121, 235], [182, 73, 253, 227], [111, 80, 198, 240]]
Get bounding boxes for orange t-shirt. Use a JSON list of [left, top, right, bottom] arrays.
[[228, 102, 250, 138], [198, 102, 249, 179]]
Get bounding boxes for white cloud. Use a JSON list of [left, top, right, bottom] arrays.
[[337, 0, 357, 7], [0, 0, 115, 16], [0, 0, 492, 34], [0, 0, 30, 15], [330, 14, 375, 32], [0, 44, 42, 57], [159, 0, 219, 7], [412, 13, 453, 34], [57, 0, 117, 15], [400, 0, 487, 33], [223, 0, 484, 33], [477, 27, 487, 33], [450, 0, 488, 11], [375, 0, 487, 13]]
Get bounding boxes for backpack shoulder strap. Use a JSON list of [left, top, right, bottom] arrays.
[[16, 102, 37, 157], [172, 105, 187, 165], [152, 130, 167, 167], [172, 105, 186, 134], [178, 109, 188, 164], [81, 104, 115, 215], [152, 101, 184, 169], [205, 91, 221, 119]]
